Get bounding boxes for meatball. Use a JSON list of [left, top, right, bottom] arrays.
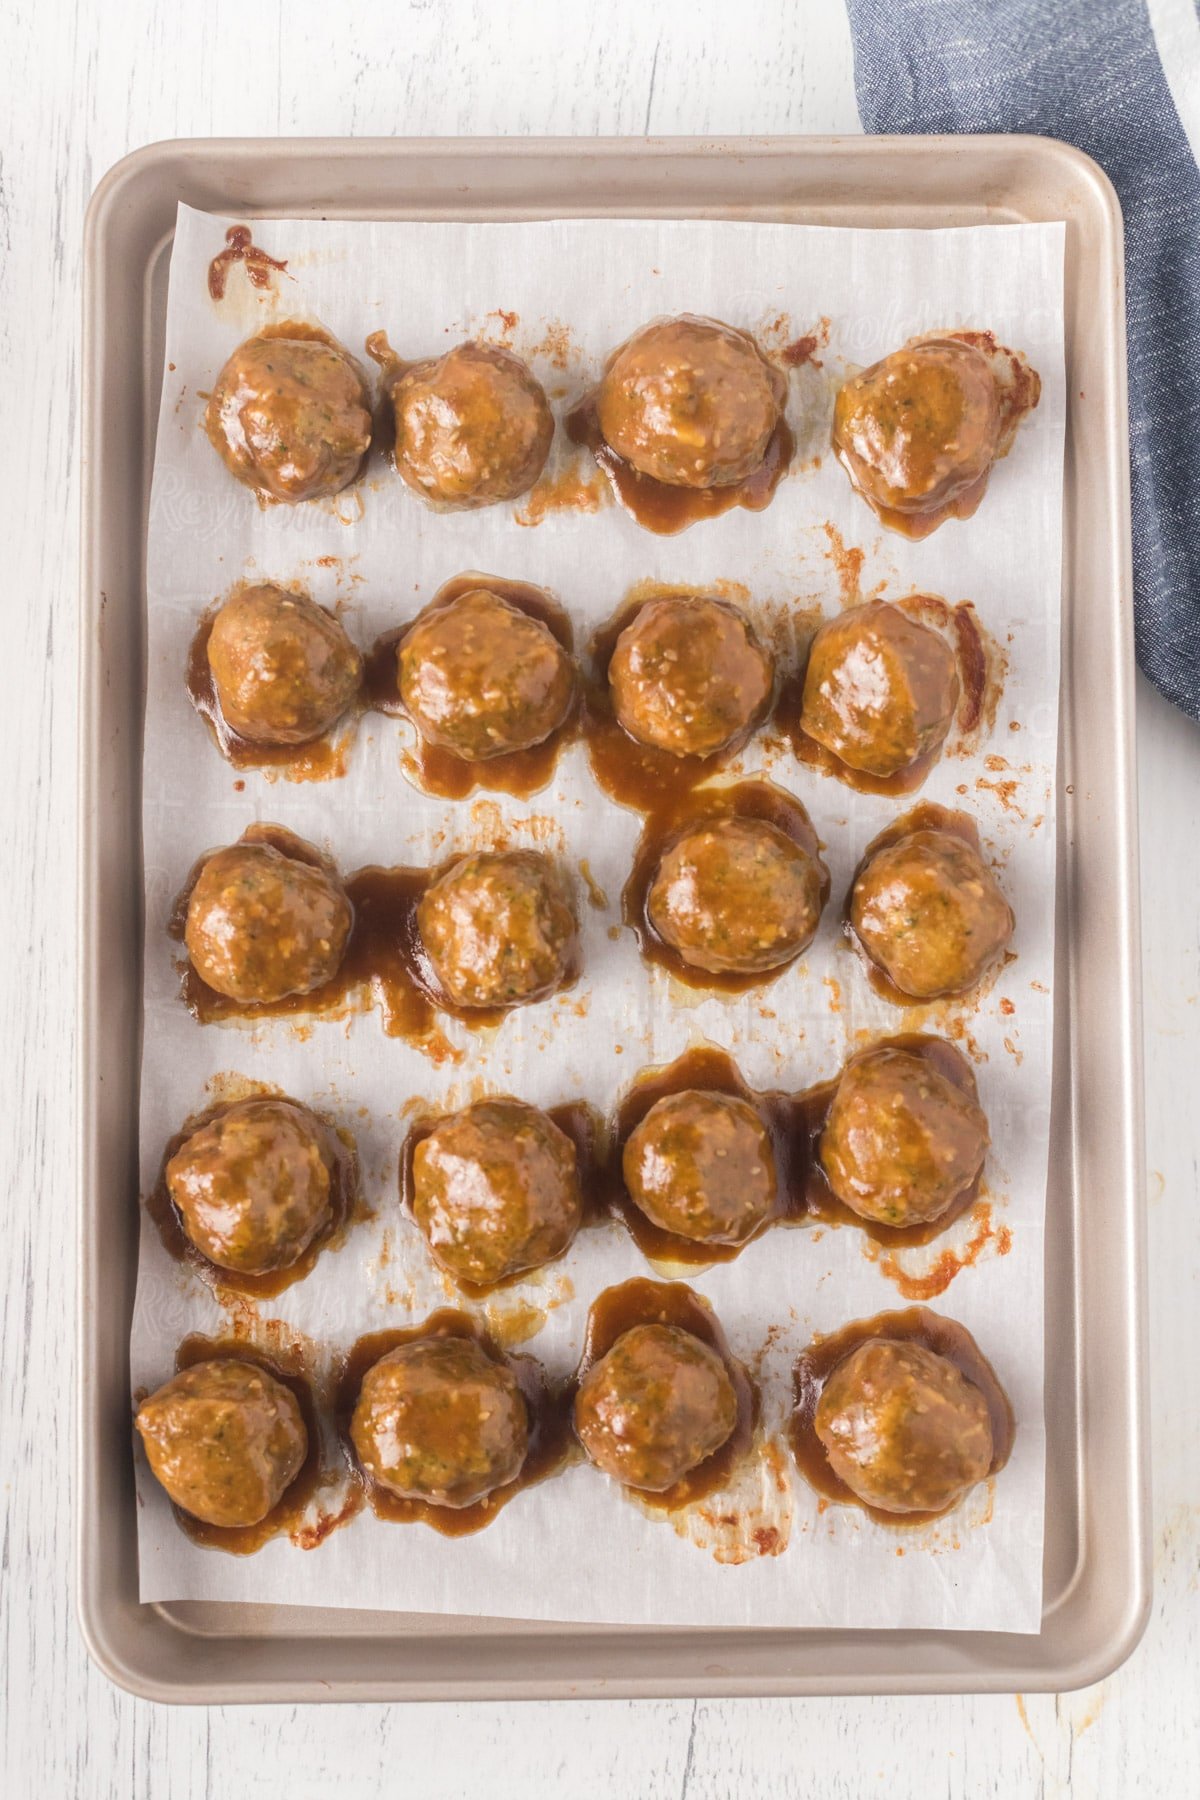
[[850, 827, 1014, 999], [204, 330, 372, 504], [574, 1322, 737, 1491], [399, 588, 574, 760], [207, 584, 363, 747], [412, 1099, 583, 1286], [166, 1098, 335, 1274], [623, 1090, 776, 1245], [832, 338, 1000, 528], [814, 1337, 993, 1513], [801, 602, 960, 778], [135, 1358, 306, 1527], [597, 316, 783, 489], [350, 1335, 528, 1508], [648, 816, 824, 976], [418, 850, 578, 1009], [609, 595, 774, 757], [185, 839, 353, 1004], [819, 1046, 989, 1228], [389, 341, 553, 508], [597, 313, 784, 489]]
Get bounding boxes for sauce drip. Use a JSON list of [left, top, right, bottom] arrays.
[[789, 1306, 1015, 1525], [145, 1097, 359, 1301], [334, 1311, 573, 1536], [837, 458, 991, 540], [207, 225, 289, 302], [573, 1278, 758, 1510], [163, 1336, 337, 1555], [898, 593, 990, 737], [363, 572, 579, 801], [623, 778, 829, 995], [781, 334, 824, 368], [868, 1202, 1010, 1302], [398, 1100, 608, 1297], [362, 331, 406, 469], [363, 329, 406, 378], [567, 395, 793, 536], [515, 462, 607, 526]]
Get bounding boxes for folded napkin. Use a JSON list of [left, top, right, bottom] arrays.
[[846, 0, 1200, 721]]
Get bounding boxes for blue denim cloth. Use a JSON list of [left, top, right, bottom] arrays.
[[845, 0, 1200, 720]]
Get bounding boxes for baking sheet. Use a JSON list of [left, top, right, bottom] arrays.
[[133, 203, 1064, 1631]]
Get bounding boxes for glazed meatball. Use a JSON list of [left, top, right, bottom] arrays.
[[597, 316, 783, 489], [207, 585, 363, 747], [135, 1358, 306, 1527], [166, 1099, 335, 1274], [624, 1091, 776, 1245], [350, 1335, 528, 1508], [399, 588, 574, 760], [801, 601, 960, 778], [184, 839, 353, 1004], [204, 330, 372, 504], [815, 1337, 993, 1513], [574, 1322, 737, 1491], [850, 827, 1013, 999], [820, 1046, 989, 1228], [418, 850, 578, 1009], [832, 338, 1000, 528], [389, 342, 553, 508], [648, 816, 824, 976], [412, 1099, 583, 1286], [609, 595, 774, 758]]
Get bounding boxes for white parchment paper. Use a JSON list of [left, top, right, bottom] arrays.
[[133, 204, 1064, 1630]]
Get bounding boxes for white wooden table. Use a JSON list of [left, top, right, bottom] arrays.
[[4, 1, 1197, 1791]]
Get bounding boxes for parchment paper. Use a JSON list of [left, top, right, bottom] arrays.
[[134, 203, 1064, 1630]]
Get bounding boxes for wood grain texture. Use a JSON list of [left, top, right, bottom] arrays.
[[2, 0, 1196, 1792]]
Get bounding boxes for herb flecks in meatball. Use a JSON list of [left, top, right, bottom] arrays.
[[609, 595, 774, 758], [135, 1359, 307, 1527], [184, 838, 353, 1004], [648, 816, 824, 976], [207, 585, 363, 747], [413, 1099, 583, 1287], [204, 329, 372, 504], [624, 1090, 776, 1245], [351, 1335, 528, 1508], [418, 850, 578, 1009], [820, 1045, 988, 1228], [399, 588, 574, 761], [389, 342, 553, 508], [166, 1099, 335, 1274], [597, 316, 782, 490], [575, 1322, 737, 1491], [850, 826, 1013, 1000], [815, 1337, 993, 1513], [801, 601, 959, 778]]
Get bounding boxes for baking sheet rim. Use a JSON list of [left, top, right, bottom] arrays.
[[77, 132, 1148, 1702]]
